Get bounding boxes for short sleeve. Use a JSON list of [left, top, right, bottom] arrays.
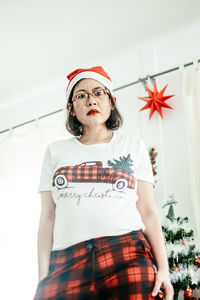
[[37, 145, 53, 193], [133, 137, 155, 186]]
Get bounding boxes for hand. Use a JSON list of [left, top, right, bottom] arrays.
[[151, 269, 174, 300]]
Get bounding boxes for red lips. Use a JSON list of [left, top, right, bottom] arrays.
[[87, 109, 100, 115]]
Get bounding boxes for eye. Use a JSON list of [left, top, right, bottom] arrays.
[[94, 90, 104, 97], [76, 93, 87, 99]]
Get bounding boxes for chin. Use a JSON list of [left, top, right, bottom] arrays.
[[77, 114, 109, 127], [83, 120, 107, 128]]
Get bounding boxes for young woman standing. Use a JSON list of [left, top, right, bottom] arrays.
[[33, 66, 174, 300]]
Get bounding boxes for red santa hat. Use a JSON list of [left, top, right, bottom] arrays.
[[66, 66, 113, 101]]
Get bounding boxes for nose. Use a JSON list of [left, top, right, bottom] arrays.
[[86, 94, 97, 106]]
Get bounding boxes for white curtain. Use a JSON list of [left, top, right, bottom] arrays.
[[180, 61, 200, 248], [0, 110, 70, 300]]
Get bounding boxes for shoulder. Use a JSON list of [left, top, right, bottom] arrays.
[[116, 132, 145, 148], [46, 136, 75, 152], [115, 133, 149, 160]]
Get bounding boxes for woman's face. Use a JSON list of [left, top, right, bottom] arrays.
[[67, 78, 113, 129]]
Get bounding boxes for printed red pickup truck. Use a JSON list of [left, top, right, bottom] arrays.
[[52, 161, 135, 192]]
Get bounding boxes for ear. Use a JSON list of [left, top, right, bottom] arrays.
[[112, 96, 117, 109], [67, 103, 75, 116], [66, 103, 71, 111]]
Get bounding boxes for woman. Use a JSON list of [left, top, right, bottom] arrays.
[[33, 66, 174, 300]]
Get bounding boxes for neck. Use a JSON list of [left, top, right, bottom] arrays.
[[78, 126, 113, 145]]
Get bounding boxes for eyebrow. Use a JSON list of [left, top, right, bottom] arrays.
[[75, 87, 103, 94]]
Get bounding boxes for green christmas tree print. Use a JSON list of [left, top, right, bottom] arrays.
[[107, 154, 134, 174]]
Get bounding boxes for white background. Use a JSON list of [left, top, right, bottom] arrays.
[[0, 1, 200, 299]]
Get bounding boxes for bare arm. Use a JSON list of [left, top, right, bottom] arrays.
[[136, 180, 174, 300], [37, 191, 56, 283]]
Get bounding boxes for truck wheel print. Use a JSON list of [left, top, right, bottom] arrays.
[[54, 174, 68, 189], [113, 178, 128, 191]]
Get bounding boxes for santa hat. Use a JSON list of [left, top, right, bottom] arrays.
[[66, 66, 113, 101]]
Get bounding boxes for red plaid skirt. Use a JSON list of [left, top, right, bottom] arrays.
[[33, 229, 156, 300]]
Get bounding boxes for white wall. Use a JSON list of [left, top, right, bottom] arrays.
[[95, 19, 200, 238], [2, 20, 199, 222]]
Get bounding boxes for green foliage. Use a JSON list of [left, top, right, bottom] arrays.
[[107, 154, 134, 174]]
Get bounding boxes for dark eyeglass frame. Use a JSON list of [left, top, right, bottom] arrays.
[[72, 88, 110, 102]]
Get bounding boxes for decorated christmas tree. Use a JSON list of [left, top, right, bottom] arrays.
[[161, 194, 200, 300]]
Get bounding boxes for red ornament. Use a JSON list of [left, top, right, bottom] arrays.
[[184, 287, 193, 299], [182, 236, 186, 245], [163, 233, 166, 243], [173, 265, 179, 272], [194, 257, 200, 267], [155, 291, 164, 299], [192, 297, 197, 300], [138, 81, 174, 120]]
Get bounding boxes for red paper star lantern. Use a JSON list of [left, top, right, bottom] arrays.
[[138, 81, 175, 120]]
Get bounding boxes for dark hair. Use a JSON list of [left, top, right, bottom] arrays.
[[65, 81, 123, 137]]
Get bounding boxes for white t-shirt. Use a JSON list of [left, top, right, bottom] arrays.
[[37, 131, 154, 250]]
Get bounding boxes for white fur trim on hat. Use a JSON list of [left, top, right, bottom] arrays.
[[66, 71, 113, 100]]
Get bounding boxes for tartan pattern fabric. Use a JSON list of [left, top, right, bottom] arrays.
[[52, 161, 135, 190], [33, 230, 156, 300]]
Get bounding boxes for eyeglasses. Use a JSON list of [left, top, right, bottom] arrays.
[[72, 88, 110, 102]]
